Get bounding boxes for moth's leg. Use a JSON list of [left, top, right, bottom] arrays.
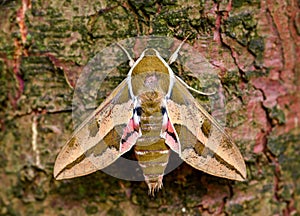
[[117, 43, 135, 67]]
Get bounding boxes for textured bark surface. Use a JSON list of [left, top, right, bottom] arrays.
[[0, 0, 299, 215]]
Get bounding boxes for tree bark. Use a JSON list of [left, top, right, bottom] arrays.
[[0, 0, 299, 215]]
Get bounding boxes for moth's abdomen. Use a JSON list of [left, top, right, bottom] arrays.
[[135, 139, 170, 195], [134, 91, 170, 194]]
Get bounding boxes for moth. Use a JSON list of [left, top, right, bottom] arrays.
[[54, 39, 246, 195]]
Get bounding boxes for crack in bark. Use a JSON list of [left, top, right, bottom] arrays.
[[254, 87, 296, 215], [11, 0, 31, 108]]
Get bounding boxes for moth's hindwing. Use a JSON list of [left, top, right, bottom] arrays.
[[54, 79, 138, 180], [165, 77, 246, 181]]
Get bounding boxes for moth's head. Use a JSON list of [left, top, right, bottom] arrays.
[[142, 48, 158, 57]]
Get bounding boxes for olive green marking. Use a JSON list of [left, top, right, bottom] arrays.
[[67, 137, 77, 148], [135, 139, 169, 158], [91, 126, 124, 156], [135, 139, 170, 176], [142, 165, 166, 175], [132, 56, 169, 75], [136, 151, 169, 162], [88, 118, 99, 138], [65, 154, 86, 170], [201, 118, 212, 138]]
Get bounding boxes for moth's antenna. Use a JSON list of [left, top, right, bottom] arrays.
[[168, 34, 215, 96], [117, 43, 135, 67], [168, 33, 191, 65], [176, 76, 216, 96]]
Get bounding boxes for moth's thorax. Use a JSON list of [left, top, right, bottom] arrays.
[[131, 53, 169, 76], [130, 51, 171, 96], [131, 71, 170, 96]]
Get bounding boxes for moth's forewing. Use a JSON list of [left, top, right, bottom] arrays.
[[54, 79, 137, 180], [166, 77, 246, 181]]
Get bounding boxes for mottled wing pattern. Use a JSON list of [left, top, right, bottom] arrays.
[[165, 77, 246, 181], [54, 79, 138, 180]]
